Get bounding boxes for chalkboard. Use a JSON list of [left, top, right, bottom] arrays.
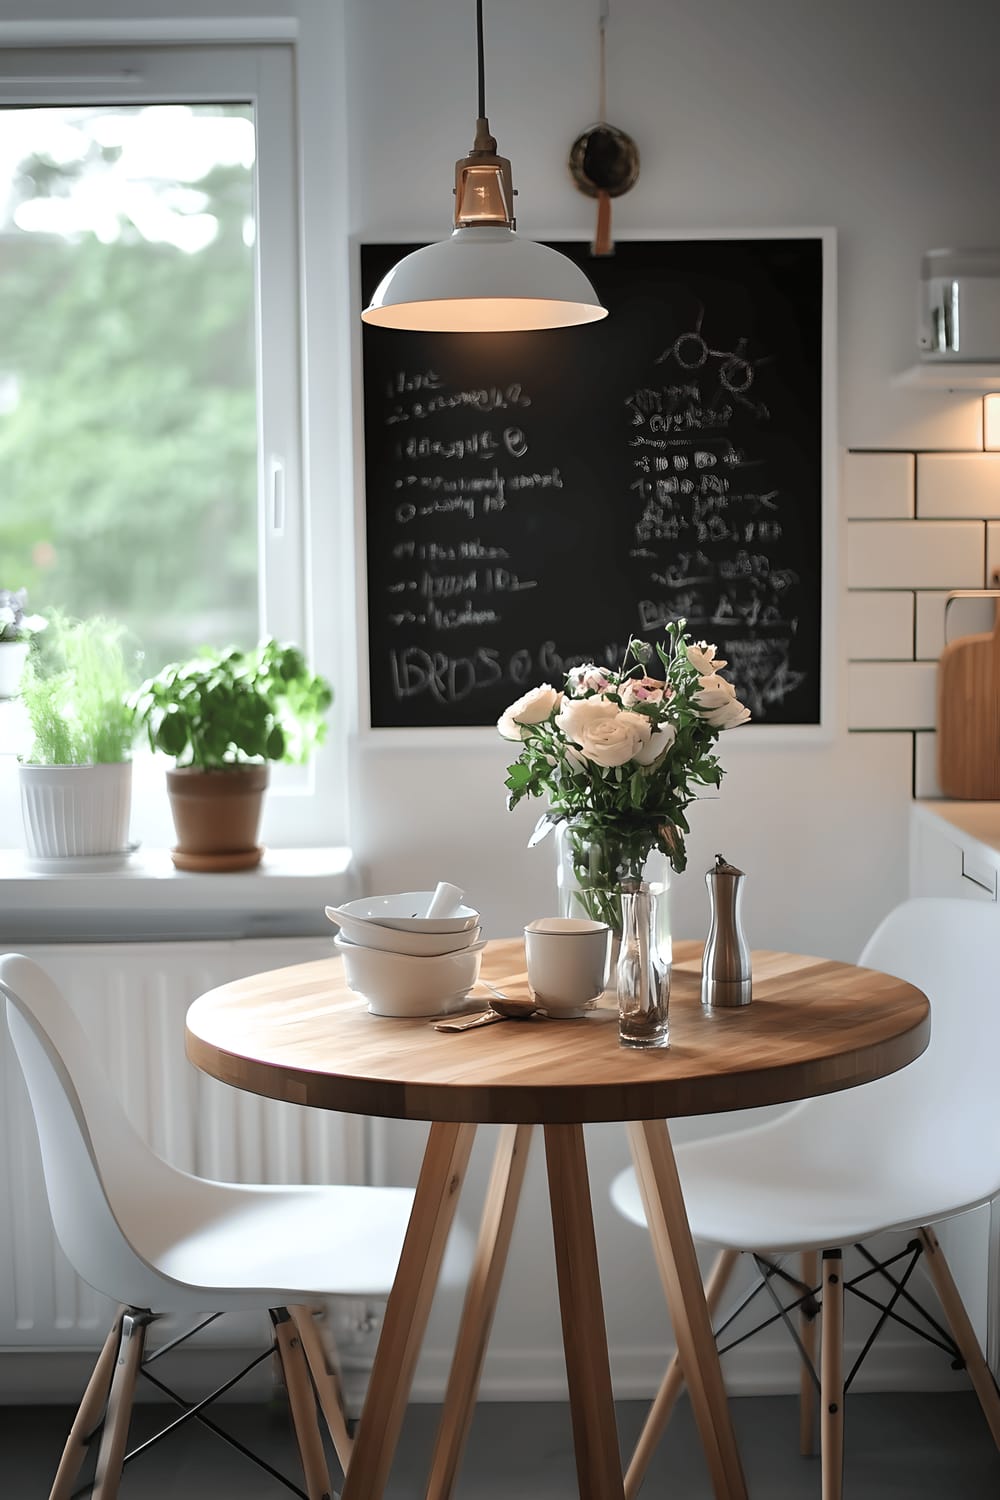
[[360, 236, 827, 730]]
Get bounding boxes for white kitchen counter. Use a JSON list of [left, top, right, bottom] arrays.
[[911, 802, 1000, 901], [913, 800, 1000, 858]]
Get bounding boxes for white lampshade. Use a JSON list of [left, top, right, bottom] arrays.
[[362, 226, 608, 333]]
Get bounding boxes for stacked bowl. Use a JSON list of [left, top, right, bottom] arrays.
[[326, 891, 484, 1017]]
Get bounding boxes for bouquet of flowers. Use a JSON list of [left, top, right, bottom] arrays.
[[498, 622, 750, 928]]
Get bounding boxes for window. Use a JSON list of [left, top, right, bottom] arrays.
[[0, 43, 335, 848]]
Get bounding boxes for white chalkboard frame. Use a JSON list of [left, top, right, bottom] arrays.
[[351, 226, 837, 748]]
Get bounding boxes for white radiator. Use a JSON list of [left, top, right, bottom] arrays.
[[0, 938, 365, 1356]]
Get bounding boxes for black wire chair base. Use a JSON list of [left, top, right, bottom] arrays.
[[69, 1307, 322, 1500], [714, 1238, 964, 1398]]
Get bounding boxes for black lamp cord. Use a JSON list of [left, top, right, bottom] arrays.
[[476, 0, 486, 119]]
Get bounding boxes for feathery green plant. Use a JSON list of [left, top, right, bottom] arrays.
[[20, 614, 137, 765]]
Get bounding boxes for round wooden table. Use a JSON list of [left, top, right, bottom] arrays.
[[186, 939, 930, 1500]]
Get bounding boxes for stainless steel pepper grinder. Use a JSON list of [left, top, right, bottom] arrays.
[[701, 853, 752, 1008]]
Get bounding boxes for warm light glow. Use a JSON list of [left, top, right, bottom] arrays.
[[362, 296, 608, 333], [985, 393, 1000, 450], [455, 163, 510, 226]]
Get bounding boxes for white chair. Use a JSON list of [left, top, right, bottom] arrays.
[[610, 898, 1000, 1500], [1, 951, 418, 1500]]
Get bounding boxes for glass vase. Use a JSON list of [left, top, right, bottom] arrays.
[[617, 880, 671, 1049], [555, 817, 672, 951]]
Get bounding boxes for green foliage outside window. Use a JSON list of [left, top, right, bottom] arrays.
[[0, 107, 259, 671]]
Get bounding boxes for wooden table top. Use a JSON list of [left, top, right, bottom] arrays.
[[184, 939, 930, 1125]]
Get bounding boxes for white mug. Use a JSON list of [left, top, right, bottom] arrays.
[[524, 917, 612, 1018]]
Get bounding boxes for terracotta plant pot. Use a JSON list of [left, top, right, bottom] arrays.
[[166, 764, 269, 872]]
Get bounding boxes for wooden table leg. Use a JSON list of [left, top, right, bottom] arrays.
[[427, 1123, 534, 1500], [627, 1120, 748, 1500], [545, 1123, 625, 1500], [624, 1247, 740, 1500], [340, 1121, 477, 1500]]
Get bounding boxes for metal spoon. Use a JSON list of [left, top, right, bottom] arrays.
[[434, 988, 542, 1031]]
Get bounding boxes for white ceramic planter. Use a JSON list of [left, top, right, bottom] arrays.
[[0, 640, 29, 699], [19, 762, 133, 859]]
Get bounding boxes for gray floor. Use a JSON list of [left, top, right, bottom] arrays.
[[2, 1392, 999, 1497]]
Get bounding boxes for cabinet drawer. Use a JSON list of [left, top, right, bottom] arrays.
[[910, 816, 999, 902], [962, 848, 999, 899]]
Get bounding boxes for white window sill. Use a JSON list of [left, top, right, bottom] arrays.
[[0, 846, 357, 943]]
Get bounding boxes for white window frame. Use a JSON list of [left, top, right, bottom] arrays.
[[0, 27, 353, 850]]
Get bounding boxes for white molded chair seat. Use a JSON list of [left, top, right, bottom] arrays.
[[609, 899, 1000, 1500], [0, 951, 422, 1500]]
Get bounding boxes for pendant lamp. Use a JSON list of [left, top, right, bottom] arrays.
[[362, 0, 607, 333]]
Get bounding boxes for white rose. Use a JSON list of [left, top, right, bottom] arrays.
[[497, 684, 562, 741], [693, 673, 738, 712], [555, 694, 619, 743], [632, 722, 677, 765], [686, 640, 728, 675], [703, 699, 751, 730], [576, 709, 651, 768], [565, 663, 613, 698]]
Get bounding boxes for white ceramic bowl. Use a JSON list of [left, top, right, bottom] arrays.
[[332, 891, 480, 935], [334, 934, 485, 1017], [326, 908, 482, 956]]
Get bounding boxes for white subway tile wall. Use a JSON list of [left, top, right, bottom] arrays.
[[846, 416, 997, 798], [846, 591, 913, 659], [846, 519, 983, 590], [844, 451, 914, 518], [917, 454, 1000, 518], [847, 661, 937, 731], [914, 732, 942, 800], [986, 522, 1000, 587]]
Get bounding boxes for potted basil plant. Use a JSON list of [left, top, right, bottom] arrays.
[[18, 614, 137, 864], [0, 587, 46, 700], [131, 639, 333, 870]]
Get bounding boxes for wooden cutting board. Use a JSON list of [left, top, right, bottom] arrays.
[[937, 604, 1000, 798]]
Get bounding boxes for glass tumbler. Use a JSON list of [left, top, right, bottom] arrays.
[[617, 880, 671, 1049]]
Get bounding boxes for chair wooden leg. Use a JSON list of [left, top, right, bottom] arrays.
[[627, 1120, 748, 1500], [427, 1123, 533, 1500], [272, 1308, 334, 1500], [340, 1121, 477, 1500], [820, 1250, 844, 1500], [91, 1309, 151, 1500], [544, 1122, 625, 1500], [918, 1225, 1000, 1451], [290, 1304, 354, 1478], [800, 1249, 819, 1457], [49, 1307, 126, 1500], [624, 1247, 740, 1500]]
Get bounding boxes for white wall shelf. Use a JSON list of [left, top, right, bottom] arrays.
[[895, 363, 1000, 392]]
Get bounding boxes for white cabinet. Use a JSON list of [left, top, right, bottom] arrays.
[[909, 802, 1000, 1376]]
